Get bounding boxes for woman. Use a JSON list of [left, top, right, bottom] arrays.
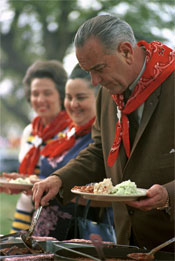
[[33, 63, 101, 240], [4, 60, 71, 233]]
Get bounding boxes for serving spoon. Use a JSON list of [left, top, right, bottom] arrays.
[[127, 237, 175, 260], [21, 206, 44, 253]]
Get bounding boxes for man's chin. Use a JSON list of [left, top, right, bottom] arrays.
[[108, 89, 120, 95], [102, 85, 121, 95]]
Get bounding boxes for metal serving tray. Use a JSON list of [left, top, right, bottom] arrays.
[[0, 240, 174, 260], [54, 243, 174, 261]]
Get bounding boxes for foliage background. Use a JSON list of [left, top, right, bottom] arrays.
[[0, 193, 20, 235], [0, 0, 174, 138]]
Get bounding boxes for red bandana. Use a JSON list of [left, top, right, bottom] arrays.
[[19, 110, 72, 175], [41, 117, 96, 158], [107, 41, 175, 167]]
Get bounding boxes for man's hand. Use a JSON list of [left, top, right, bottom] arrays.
[[125, 184, 169, 211], [32, 175, 62, 209]]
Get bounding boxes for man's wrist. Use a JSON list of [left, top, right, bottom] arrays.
[[157, 195, 169, 210]]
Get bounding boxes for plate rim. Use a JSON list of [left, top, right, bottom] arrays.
[[71, 188, 147, 199]]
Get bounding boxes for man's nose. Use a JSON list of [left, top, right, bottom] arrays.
[[90, 72, 101, 86]]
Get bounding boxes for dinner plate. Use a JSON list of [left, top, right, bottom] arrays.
[[0, 177, 33, 190], [71, 188, 147, 201]]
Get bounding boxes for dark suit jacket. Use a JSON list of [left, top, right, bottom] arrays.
[[54, 72, 174, 250]]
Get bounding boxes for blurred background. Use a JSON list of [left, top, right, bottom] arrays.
[[0, 0, 174, 161], [0, 0, 174, 234]]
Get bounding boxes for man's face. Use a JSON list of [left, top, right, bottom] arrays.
[[76, 37, 134, 95]]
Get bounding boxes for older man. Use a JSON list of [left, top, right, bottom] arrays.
[[33, 15, 174, 251]]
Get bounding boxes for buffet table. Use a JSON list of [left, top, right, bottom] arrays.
[[0, 237, 174, 260]]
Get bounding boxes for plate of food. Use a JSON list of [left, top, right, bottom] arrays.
[[0, 177, 33, 190], [71, 179, 147, 201]]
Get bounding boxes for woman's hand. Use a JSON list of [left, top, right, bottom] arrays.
[[32, 175, 62, 209], [3, 172, 21, 180], [125, 184, 169, 211]]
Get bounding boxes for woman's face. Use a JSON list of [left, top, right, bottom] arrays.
[[64, 78, 96, 126], [30, 78, 62, 124]]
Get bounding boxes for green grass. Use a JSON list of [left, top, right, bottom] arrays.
[[0, 193, 20, 235]]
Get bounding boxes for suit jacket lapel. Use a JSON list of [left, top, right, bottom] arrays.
[[130, 86, 162, 156]]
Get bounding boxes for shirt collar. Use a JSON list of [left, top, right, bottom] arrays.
[[129, 56, 146, 92]]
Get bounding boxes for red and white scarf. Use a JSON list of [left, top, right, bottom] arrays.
[[41, 117, 96, 158], [19, 110, 71, 175], [107, 41, 175, 167]]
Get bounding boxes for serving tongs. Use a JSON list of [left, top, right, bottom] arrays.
[[128, 237, 175, 260], [55, 243, 101, 261], [20, 206, 44, 253]]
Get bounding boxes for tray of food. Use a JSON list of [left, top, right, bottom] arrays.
[[1, 239, 174, 261], [71, 179, 147, 202]]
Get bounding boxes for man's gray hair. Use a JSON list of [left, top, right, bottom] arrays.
[[74, 15, 136, 52]]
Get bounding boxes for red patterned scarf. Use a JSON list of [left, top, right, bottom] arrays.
[[19, 110, 72, 175], [107, 41, 175, 167], [41, 117, 96, 158]]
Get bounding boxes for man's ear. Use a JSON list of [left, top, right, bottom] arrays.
[[118, 42, 134, 64]]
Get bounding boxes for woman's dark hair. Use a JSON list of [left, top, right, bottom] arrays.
[[69, 63, 91, 81], [69, 63, 99, 95], [23, 60, 67, 108]]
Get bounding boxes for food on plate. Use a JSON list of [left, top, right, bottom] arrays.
[[72, 184, 94, 193], [72, 179, 143, 196], [9, 177, 32, 185], [6, 175, 40, 185], [111, 180, 139, 195], [94, 178, 113, 194]]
